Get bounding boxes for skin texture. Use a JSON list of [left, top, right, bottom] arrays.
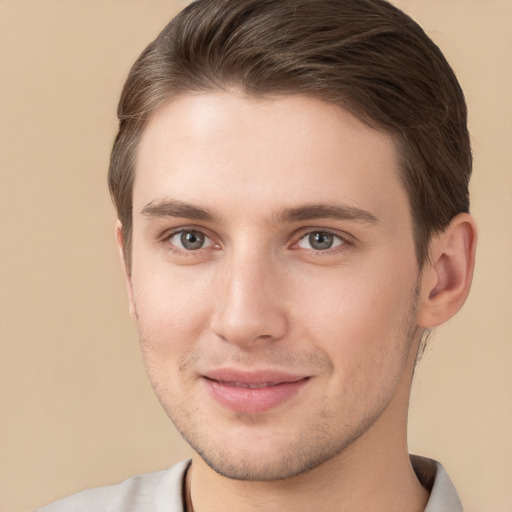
[[117, 92, 476, 511]]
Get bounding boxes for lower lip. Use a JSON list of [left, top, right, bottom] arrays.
[[204, 378, 309, 414]]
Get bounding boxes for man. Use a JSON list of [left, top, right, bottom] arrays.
[[37, 0, 477, 510]]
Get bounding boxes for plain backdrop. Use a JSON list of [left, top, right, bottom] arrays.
[[1, 1, 511, 511]]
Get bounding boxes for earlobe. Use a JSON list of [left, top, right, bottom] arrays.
[[115, 221, 138, 319], [417, 213, 477, 328]]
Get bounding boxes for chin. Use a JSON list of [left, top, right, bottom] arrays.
[[178, 416, 374, 482], [197, 446, 332, 481]]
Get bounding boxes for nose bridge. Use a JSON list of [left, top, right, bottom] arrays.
[[211, 242, 287, 345]]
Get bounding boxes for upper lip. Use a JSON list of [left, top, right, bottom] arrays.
[[203, 368, 309, 386]]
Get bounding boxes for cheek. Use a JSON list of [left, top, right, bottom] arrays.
[[130, 262, 214, 356], [130, 267, 216, 407], [291, 258, 418, 372], [293, 267, 418, 419]]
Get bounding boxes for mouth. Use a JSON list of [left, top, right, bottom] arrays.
[[208, 380, 296, 389], [202, 369, 310, 414]]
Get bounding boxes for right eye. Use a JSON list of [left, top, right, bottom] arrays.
[[168, 230, 214, 251]]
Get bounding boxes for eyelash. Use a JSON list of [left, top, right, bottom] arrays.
[[292, 229, 351, 255], [162, 228, 217, 256], [161, 228, 352, 256]]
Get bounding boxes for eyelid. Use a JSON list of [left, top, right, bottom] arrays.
[[161, 226, 220, 252], [297, 232, 343, 250], [169, 230, 214, 249], [290, 227, 354, 252]]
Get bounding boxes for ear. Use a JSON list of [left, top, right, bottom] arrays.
[[417, 213, 477, 328], [115, 220, 138, 319]]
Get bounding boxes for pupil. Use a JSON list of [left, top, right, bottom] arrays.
[[309, 232, 333, 250], [181, 231, 204, 250]]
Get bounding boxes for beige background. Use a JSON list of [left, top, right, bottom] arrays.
[[1, 1, 510, 511]]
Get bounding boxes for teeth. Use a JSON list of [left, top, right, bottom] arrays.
[[223, 381, 276, 389]]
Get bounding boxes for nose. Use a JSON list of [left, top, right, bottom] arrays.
[[210, 250, 288, 346]]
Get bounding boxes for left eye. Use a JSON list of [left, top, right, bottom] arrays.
[[297, 231, 343, 251], [168, 230, 214, 251]]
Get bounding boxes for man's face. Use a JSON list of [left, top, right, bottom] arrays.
[[124, 92, 423, 480]]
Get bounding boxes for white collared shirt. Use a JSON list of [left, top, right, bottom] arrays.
[[35, 456, 463, 511]]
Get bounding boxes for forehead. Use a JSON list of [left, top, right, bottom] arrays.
[[134, 92, 409, 227]]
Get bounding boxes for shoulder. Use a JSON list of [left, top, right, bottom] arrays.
[[34, 460, 190, 512]]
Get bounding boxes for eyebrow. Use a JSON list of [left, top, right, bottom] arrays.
[[140, 198, 378, 225], [274, 203, 379, 225], [141, 199, 216, 222]]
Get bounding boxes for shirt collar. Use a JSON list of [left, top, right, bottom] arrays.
[[177, 456, 463, 512], [411, 455, 463, 511]]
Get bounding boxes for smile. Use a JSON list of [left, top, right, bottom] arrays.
[[202, 370, 310, 414]]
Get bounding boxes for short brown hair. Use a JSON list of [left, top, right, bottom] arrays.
[[109, 0, 471, 268]]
